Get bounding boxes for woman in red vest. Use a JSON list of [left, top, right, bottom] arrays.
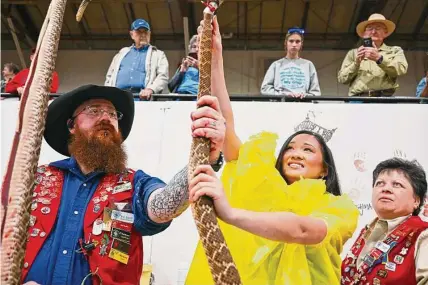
[[341, 158, 428, 285]]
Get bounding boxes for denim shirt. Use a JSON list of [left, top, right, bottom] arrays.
[[25, 157, 169, 285], [116, 45, 149, 90]]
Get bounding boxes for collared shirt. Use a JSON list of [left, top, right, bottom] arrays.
[[338, 43, 408, 96], [25, 157, 169, 285], [357, 215, 428, 285], [116, 45, 149, 90], [176, 67, 199, 94], [416, 77, 427, 98]]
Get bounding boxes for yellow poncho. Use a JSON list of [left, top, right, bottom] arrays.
[[186, 132, 359, 285]]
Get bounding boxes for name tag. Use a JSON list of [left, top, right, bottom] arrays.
[[108, 248, 129, 264], [111, 210, 134, 224], [113, 182, 132, 194], [111, 238, 131, 254], [375, 241, 390, 253], [112, 220, 133, 232], [111, 227, 131, 243], [385, 262, 396, 271]]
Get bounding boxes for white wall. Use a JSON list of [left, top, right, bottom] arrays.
[[1, 49, 425, 96], [1, 101, 428, 285]]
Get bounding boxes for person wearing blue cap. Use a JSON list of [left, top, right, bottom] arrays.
[[105, 19, 169, 100]]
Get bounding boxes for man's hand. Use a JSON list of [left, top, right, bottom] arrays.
[[356, 46, 365, 64], [189, 165, 233, 222], [17, 86, 24, 96], [139, 88, 154, 100], [363, 42, 382, 62], [190, 95, 226, 164]]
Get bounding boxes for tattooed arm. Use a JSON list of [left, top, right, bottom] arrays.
[[147, 166, 189, 223]]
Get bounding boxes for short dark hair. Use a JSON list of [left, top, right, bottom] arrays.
[[275, 130, 341, 196], [4, 63, 20, 74], [373, 158, 427, 215]]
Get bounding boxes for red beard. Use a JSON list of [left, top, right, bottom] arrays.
[[68, 122, 127, 174]]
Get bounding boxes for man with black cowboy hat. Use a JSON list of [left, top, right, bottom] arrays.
[[21, 85, 226, 285], [338, 13, 408, 97]]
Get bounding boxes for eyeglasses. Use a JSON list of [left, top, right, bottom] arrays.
[[287, 28, 305, 35], [365, 26, 385, 32], [72, 105, 123, 121]]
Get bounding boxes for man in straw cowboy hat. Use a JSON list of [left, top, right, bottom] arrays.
[[338, 13, 408, 97], [21, 85, 226, 285]]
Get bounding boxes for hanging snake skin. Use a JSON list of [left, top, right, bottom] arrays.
[[1, 0, 67, 283], [187, 2, 241, 284]]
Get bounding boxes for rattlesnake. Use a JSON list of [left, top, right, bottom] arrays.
[[186, 4, 242, 285], [1, 0, 67, 283]]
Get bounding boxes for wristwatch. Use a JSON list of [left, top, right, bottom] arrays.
[[211, 152, 224, 172], [376, 55, 383, 65]]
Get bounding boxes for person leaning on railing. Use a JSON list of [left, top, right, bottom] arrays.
[[338, 14, 408, 97], [260, 27, 321, 99]]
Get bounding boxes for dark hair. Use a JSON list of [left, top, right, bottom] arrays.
[[373, 158, 427, 216], [274, 130, 341, 196], [3, 63, 20, 74]]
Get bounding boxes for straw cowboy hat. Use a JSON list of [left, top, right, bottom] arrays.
[[356, 13, 396, 38]]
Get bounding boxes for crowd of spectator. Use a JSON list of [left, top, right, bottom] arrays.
[[1, 14, 427, 100]]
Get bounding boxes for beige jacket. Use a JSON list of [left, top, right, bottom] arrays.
[[105, 45, 169, 94]]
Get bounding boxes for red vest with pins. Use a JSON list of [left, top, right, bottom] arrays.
[[341, 216, 428, 285], [21, 165, 143, 285]]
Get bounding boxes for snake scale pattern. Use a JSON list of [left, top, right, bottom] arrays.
[[1, 0, 67, 283], [187, 2, 242, 285]]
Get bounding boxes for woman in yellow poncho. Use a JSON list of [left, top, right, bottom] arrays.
[[185, 18, 359, 285]]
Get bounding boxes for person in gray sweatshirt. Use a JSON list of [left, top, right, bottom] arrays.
[[261, 27, 321, 98]]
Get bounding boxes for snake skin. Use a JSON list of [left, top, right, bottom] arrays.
[[1, 0, 67, 283], [187, 4, 242, 285]]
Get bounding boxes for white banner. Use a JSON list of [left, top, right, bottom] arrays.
[[1, 101, 428, 285]]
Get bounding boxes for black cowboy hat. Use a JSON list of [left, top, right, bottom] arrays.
[[44, 84, 134, 157]]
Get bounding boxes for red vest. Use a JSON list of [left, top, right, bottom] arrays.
[[21, 165, 143, 285], [341, 216, 428, 285]]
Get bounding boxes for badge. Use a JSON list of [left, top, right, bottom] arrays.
[[93, 197, 100, 204], [106, 186, 113, 192], [100, 233, 110, 256], [385, 262, 396, 271], [45, 171, 52, 177], [394, 255, 404, 264], [102, 207, 113, 231], [363, 255, 375, 267], [344, 266, 350, 273], [49, 193, 58, 199], [377, 269, 388, 278], [114, 202, 132, 212], [111, 238, 131, 254], [29, 215, 37, 227], [111, 210, 134, 224], [32, 192, 38, 198], [37, 197, 51, 205], [400, 247, 409, 255], [92, 219, 103, 236], [93, 204, 101, 214], [117, 175, 128, 184], [111, 228, 131, 243], [108, 248, 129, 264], [112, 182, 132, 194], [375, 241, 390, 253], [112, 220, 132, 233], [39, 190, 49, 197], [30, 228, 40, 237], [405, 240, 411, 247], [31, 201, 38, 211], [349, 269, 354, 277], [101, 195, 108, 202], [37, 167, 46, 173], [41, 206, 51, 214], [44, 182, 52, 188], [373, 277, 381, 285]]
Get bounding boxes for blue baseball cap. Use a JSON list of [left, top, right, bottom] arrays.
[[131, 19, 150, 31]]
